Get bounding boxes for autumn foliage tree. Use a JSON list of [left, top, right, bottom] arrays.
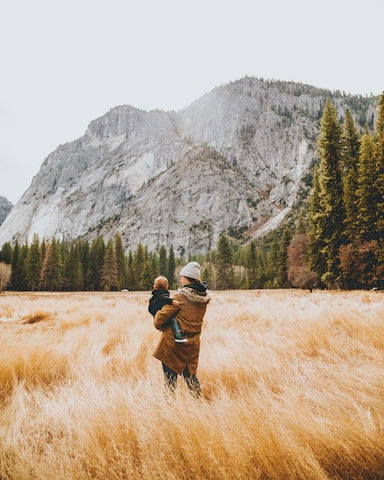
[[0, 262, 11, 292], [287, 234, 319, 291]]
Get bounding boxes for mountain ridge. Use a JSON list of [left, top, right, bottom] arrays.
[[0, 76, 379, 253]]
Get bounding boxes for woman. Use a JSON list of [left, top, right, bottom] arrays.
[[153, 261, 211, 396]]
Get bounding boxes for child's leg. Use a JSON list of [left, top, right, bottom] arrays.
[[169, 316, 183, 337]]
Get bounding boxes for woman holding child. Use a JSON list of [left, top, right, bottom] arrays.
[[152, 262, 210, 397]]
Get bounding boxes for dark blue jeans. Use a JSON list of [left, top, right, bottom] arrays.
[[162, 363, 201, 397], [169, 316, 182, 337]]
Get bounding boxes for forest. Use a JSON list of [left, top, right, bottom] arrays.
[[0, 92, 383, 292]]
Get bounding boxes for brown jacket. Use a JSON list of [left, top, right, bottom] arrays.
[[153, 284, 211, 375]]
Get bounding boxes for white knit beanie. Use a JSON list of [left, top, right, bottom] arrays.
[[179, 261, 201, 281]]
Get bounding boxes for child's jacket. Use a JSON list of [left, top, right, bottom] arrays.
[[148, 289, 173, 317]]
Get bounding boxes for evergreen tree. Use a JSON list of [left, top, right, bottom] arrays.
[[10, 240, 26, 290], [87, 237, 105, 290], [309, 99, 345, 288], [101, 240, 119, 291], [340, 109, 361, 171], [150, 252, 160, 282], [141, 260, 153, 290], [114, 233, 126, 289], [79, 240, 90, 289], [374, 92, 384, 241], [0, 242, 12, 264], [341, 109, 361, 242], [267, 237, 280, 288], [63, 244, 84, 290], [276, 228, 291, 287], [308, 166, 326, 276], [215, 233, 235, 289], [168, 245, 176, 289], [356, 132, 377, 241], [158, 245, 168, 277], [126, 251, 135, 290], [40, 238, 63, 291], [202, 262, 215, 288], [132, 243, 146, 290], [19, 243, 29, 291], [246, 240, 258, 289], [26, 233, 42, 290]]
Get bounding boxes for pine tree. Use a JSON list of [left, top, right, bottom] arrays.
[[267, 236, 280, 288], [40, 238, 63, 291], [0, 242, 12, 264], [341, 109, 360, 242], [308, 166, 327, 276], [374, 92, 384, 241], [87, 237, 105, 290], [141, 260, 153, 290], [150, 252, 160, 282], [26, 233, 42, 290], [276, 228, 291, 287], [341, 109, 361, 171], [114, 233, 126, 289], [158, 245, 168, 277], [202, 262, 215, 288], [126, 251, 134, 291], [356, 132, 377, 241], [215, 233, 235, 289], [132, 243, 145, 290], [79, 241, 90, 289], [63, 244, 84, 291], [101, 240, 119, 291], [10, 240, 26, 290], [246, 240, 259, 289], [309, 99, 345, 288], [168, 245, 176, 289]]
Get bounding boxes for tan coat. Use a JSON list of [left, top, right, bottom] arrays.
[[153, 285, 211, 375]]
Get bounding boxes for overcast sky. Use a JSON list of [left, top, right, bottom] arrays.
[[1, 0, 383, 204]]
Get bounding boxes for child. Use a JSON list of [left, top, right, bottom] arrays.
[[148, 276, 188, 343]]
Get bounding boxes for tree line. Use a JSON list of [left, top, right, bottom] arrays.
[[0, 230, 294, 292], [306, 92, 384, 289], [0, 92, 383, 292]]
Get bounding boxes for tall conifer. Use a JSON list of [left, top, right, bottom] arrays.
[[114, 233, 126, 289], [356, 132, 377, 241], [246, 240, 258, 289], [374, 92, 384, 240], [215, 233, 235, 289], [101, 240, 119, 291], [40, 238, 63, 291], [341, 109, 360, 242], [27, 233, 42, 290], [158, 245, 168, 277], [168, 246, 176, 289], [310, 99, 345, 287]]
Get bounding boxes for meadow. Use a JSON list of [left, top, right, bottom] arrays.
[[0, 289, 383, 480]]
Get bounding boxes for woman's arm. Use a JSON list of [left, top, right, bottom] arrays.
[[154, 302, 179, 330]]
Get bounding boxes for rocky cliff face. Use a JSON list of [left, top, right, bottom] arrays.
[[0, 196, 13, 227], [0, 77, 378, 253]]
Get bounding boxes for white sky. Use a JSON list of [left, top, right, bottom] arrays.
[[1, 0, 383, 204]]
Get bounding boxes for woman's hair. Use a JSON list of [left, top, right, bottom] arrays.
[[185, 276, 198, 283]]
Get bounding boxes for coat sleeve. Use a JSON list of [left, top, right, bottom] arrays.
[[154, 301, 179, 330]]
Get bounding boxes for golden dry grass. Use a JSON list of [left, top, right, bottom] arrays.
[[0, 290, 384, 479]]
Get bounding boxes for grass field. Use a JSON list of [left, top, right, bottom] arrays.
[[0, 289, 383, 480]]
